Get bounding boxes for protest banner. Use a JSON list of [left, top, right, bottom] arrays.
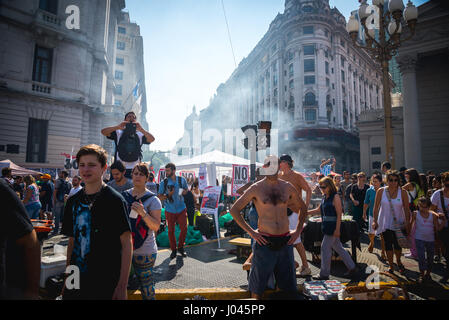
[[157, 168, 166, 183], [200, 186, 222, 247], [198, 164, 208, 190], [231, 164, 250, 196], [179, 170, 196, 184]]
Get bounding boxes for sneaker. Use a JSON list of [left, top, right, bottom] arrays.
[[300, 266, 312, 276], [312, 274, 329, 281], [178, 248, 187, 258], [344, 267, 359, 279], [170, 250, 177, 259]]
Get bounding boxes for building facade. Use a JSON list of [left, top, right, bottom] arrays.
[[0, 0, 147, 174], [183, 0, 384, 172], [396, 0, 449, 174]]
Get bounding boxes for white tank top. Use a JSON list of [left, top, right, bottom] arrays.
[[377, 187, 405, 234], [415, 210, 435, 242]]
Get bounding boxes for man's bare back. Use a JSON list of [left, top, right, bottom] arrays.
[[279, 169, 311, 208]]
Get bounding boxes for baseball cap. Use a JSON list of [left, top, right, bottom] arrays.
[[41, 174, 51, 180], [280, 154, 293, 163]]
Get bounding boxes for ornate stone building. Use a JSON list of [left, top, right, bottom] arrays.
[[189, 0, 384, 172], [0, 0, 147, 174]]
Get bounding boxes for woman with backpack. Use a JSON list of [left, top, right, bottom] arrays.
[[122, 163, 161, 300], [403, 169, 425, 260]]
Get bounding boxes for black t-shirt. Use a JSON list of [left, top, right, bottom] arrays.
[[350, 184, 370, 208], [0, 178, 34, 298], [61, 185, 131, 299], [40, 180, 54, 209]]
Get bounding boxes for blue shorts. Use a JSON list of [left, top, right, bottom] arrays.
[[248, 241, 297, 296]]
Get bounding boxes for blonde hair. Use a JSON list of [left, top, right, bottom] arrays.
[[24, 175, 35, 185]]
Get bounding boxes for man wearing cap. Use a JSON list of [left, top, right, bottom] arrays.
[[278, 154, 312, 276], [230, 155, 307, 299], [39, 174, 54, 219]]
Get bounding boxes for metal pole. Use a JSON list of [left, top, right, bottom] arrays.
[[378, 5, 395, 169]]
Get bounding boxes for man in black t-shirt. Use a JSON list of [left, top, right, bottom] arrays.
[[0, 178, 40, 299], [61, 144, 132, 300], [349, 172, 370, 233]]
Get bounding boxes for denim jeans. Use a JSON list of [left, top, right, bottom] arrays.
[[53, 201, 65, 233], [415, 239, 435, 272], [25, 202, 42, 219]]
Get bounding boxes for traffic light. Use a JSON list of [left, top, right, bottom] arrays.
[[241, 125, 257, 150], [257, 121, 272, 150]]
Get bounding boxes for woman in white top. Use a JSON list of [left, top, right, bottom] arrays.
[[411, 197, 443, 282], [127, 163, 161, 300], [373, 170, 411, 274]]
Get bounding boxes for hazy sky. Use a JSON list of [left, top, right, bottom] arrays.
[[125, 0, 429, 151]]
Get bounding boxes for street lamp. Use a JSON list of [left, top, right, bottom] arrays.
[[347, 0, 418, 169]]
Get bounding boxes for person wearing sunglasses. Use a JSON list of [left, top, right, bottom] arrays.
[[307, 177, 357, 280], [372, 170, 411, 274], [430, 171, 449, 281]]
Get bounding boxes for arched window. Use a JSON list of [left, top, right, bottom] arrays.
[[304, 92, 316, 106]]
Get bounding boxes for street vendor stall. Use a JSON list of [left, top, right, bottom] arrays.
[[0, 159, 43, 176], [302, 216, 360, 263]]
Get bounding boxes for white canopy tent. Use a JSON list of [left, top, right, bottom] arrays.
[[174, 150, 264, 186]]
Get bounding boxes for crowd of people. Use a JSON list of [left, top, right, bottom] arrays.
[[1, 110, 448, 300]]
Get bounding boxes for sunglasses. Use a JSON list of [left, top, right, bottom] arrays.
[[388, 178, 399, 182]]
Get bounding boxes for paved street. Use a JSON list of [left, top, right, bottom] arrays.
[[42, 230, 449, 300]]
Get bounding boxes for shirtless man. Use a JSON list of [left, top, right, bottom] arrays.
[[230, 155, 307, 299], [278, 154, 312, 276]]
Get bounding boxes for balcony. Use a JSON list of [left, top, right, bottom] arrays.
[[32, 9, 65, 38], [31, 82, 51, 95]]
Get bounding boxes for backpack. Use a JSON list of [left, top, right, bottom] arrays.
[[56, 179, 71, 202], [122, 190, 156, 250], [162, 176, 183, 194], [116, 128, 142, 163]]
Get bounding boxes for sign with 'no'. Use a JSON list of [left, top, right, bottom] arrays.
[[231, 164, 249, 197]]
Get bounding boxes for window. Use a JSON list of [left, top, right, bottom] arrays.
[[303, 26, 314, 35], [344, 115, 348, 126], [114, 100, 122, 106], [326, 78, 330, 87], [289, 64, 294, 77], [273, 74, 278, 86], [118, 27, 126, 34], [302, 6, 313, 13], [304, 76, 315, 85], [304, 59, 315, 72], [340, 39, 345, 47], [115, 84, 122, 95], [304, 92, 316, 106], [303, 44, 315, 56], [272, 43, 277, 52], [117, 41, 126, 50], [325, 61, 329, 75], [32, 45, 53, 84], [372, 161, 381, 170], [325, 50, 329, 58], [39, 0, 58, 14], [371, 147, 381, 155], [274, 88, 278, 97], [289, 79, 294, 89], [325, 29, 329, 37], [342, 85, 346, 95], [341, 70, 345, 82], [115, 71, 123, 80], [26, 118, 48, 163], [288, 50, 294, 61], [116, 57, 124, 65], [305, 109, 316, 121], [341, 57, 345, 67]]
